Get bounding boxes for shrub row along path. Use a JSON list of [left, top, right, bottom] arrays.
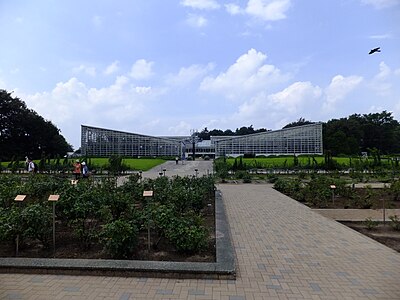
[[2, 161, 400, 299]]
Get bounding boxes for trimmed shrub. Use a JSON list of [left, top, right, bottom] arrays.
[[389, 215, 400, 231], [363, 217, 378, 230], [166, 213, 208, 253], [100, 219, 138, 259]]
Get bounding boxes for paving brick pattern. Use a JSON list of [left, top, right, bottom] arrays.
[[1, 183, 400, 299]]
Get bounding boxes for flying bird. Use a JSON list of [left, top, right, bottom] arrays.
[[369, 47, 381, 55]]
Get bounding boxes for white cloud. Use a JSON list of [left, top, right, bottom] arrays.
[[375, 61, 391, 80], [130, 59, 154, 80], [222, 81, 321, 132], [235, 81, 321, 121], [200, 48, 289, 100], [368, 105, 384, 113], [19, 76, 157, 149], [25, 78, 89, 125], [368, 33, 392, 39], [186, 14, 208, 27], [369, 61, 392, 96], [92, 15, 103, 27], [103, 61, 120, 75], [269, 81, 322, 113], [245, 0, 291, 21], [323, 75, 363, 112], [135, 86, 152, 94], [166, 63, 214, 86], [88, 75, 130, 105], [168, 120, 192, 135], [73, 64, 96, 77], [225, 3, 242, 15], [180, 0, 220, 10], [361, 0, 400, 9]]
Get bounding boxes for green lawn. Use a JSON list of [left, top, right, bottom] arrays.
[[1, 158, 166, 172], [123, 158, 166, 171], [87, 158, 166, 171], [225, 156, 392, 168]]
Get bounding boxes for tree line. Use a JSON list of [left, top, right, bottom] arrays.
[[197, 125, 268, 140], [323, 111, 400, 155], [0, 89, 72, 161], [197, 111, 400, 156]]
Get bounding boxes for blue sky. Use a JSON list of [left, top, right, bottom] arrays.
[[1, 0, 399, 149]]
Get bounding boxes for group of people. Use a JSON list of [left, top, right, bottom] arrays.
[[25, 157, 90, 179], [73, 160, 90, 179]]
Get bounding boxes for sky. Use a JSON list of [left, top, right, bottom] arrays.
[[1, 0, 399, 150]]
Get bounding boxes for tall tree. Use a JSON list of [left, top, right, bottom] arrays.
[[0, 89, 72, 160], [198, 127, 210, 140], [360, 111, 399, 153], [283, 117, 313, 129], [323, 111, 400, 155]]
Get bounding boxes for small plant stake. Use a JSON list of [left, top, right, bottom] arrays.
[[48, 194, 60, 257], [143, 190, 153, 251], [14, 195, 26, 256], [330, 185, 336, 205]]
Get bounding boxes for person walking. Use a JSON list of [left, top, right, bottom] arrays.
[[73, 160, 81, 180], [82, 162, 90, 179], [27, 158, 36, 173]]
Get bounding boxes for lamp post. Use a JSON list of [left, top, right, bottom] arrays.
[[189, 130, 201, 161], [163, 168, 166, 176], [195, 168, 199, 177]]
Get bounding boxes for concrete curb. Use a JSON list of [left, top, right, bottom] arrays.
[[0, 190, 236, 279]]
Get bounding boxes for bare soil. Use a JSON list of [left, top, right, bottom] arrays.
[[340, 221, 400, 253], [307, 188, 400, 209]]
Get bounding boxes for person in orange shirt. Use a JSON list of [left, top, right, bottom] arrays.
[[73, 160, 81, 180]]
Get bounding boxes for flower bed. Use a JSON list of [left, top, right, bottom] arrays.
[[0, 174, 216, 261]]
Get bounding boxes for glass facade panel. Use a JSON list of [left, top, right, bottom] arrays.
[[81, 123, 323, 157], [213, 123, 323, 157], [81, 125, 182, 157]]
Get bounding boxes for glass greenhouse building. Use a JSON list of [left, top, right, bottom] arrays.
[[81, 123, 323, 158], [213, 123, 323, 157], [81, 125, 183, 158]]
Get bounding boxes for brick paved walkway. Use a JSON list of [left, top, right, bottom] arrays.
[[1, 184, 400, 299]]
